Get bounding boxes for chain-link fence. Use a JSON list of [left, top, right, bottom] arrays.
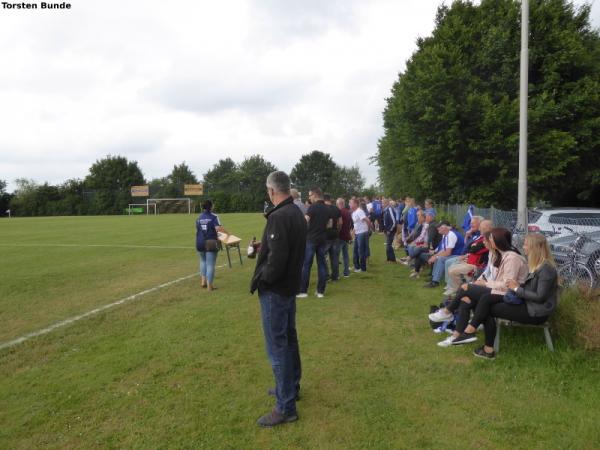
[[439, 203, 600, 286]]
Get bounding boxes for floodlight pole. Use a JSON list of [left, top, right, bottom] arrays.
[[517, 0, 529, 231]]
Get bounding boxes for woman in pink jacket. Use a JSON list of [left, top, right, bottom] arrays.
[[431, 228, 528, 347]]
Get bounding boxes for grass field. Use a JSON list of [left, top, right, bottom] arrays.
[[1, 213, 599, 449]]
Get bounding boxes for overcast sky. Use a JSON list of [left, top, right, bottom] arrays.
[[0, 0, 598, 192]]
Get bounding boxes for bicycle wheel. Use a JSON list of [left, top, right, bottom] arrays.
[[557, 263, 595, 291]]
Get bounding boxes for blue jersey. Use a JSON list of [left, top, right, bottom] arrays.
[[196, 211, 221, 251]]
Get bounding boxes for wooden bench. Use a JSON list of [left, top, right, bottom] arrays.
[[493, 318, 554, 353]]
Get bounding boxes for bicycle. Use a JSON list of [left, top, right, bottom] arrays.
[[555, 227, 596, 291]]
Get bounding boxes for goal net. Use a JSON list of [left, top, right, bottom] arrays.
[[146, 198, 192, 214], [127, 203, 157, 215]]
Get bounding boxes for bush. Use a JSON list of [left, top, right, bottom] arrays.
[[552, 286, 600, 351]]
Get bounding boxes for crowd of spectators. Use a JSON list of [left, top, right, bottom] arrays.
[[293, 192, 559, 360]]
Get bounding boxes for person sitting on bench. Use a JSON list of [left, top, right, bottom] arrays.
[[457, 233, 558, 359]]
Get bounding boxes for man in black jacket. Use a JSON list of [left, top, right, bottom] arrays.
[[250, 171, 307, 427]]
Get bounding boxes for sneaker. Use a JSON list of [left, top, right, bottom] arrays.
[[423, 281, 440, 288], [451, 332, 478, 345], [316, 292, 324, 299], [354, 268, 363, 273], [296, 293, 308, 299], [428, 309, 454, 322], [257, 408, 298, 427], [437, 335, 456, 347], [409, 271, 420, 279], [473, 346, 496, 360], [343, 274, 350, 278]]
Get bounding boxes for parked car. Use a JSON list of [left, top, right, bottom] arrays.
[[528, 208, 600, 238], [549, 229, 600, 278]]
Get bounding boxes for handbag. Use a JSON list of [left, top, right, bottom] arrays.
[[503, 289, 523, 305], [204, 239, 219, 252]]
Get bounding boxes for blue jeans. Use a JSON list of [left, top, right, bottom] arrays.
[[338, 240, 350, 276], [385, 230, 396, 261], [328, 239, 341, 280], [432, 255, 451, 283], [259, 290, 302, 416], [301, 241, 329, 294], [199, 251, 218, 283], [353, 232, 368, 271]]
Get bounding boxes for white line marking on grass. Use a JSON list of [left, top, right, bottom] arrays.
[[0, 243, 192, 250], [0, 261, 239, 351]]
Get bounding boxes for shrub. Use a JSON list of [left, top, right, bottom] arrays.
[[552, 286, 600, 351]]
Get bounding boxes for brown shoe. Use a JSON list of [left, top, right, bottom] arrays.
[[257, 408, 298, 427]]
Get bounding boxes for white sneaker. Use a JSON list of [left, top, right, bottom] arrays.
[[297, 293, 308, 298], [433, 326, 444, 334], [437, 335, 456, 347], [409, 271, 420, 279], [354, 268, 363, 273], [428, 309, 454, 322], [316, 293, 324, 299]]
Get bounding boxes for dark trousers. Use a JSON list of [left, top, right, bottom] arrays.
[[414, 251, 432, 273], [328, 239, 340, 280], [473, 296, 549, 347], [259, 289, 302, 416], [301, 241, 329, 294], [385, 230, 396, 261], [447, 284, 492, 333]]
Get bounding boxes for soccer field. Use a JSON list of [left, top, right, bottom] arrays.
[[1, 214, 599, 449]]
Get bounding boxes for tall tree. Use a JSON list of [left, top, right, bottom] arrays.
[[85, 155, 145, 214], [237, 155, 277, 211], [330, 165, 366, 198], [0, 180, 11, 215], [290, 150, 338, 195], [377, 0, 600, 207], [202, 158, 239, 194]]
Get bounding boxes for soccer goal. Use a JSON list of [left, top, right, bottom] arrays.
[[146, 198, 192, 215], [127, 203, 157, 215]]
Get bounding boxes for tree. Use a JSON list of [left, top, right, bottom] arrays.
[[148, 162, 200, 198], [85, 155, 145, 214], [237, 155, 278, 211], [0, 180, 11, 216], [330, 165, 366, 198], [203, 158, 239, 194], [377, 0, 600, 207], [290, 151, 338, 195]]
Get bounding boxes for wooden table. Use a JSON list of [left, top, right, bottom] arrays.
[[218, 233, 243, 268]]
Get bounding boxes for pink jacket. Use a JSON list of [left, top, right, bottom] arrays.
[[485, 251, 528, 295]]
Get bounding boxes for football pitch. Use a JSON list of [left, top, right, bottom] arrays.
[[1, 214, 599, 449]]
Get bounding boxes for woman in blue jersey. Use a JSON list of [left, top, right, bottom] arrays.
[[196, 200, 229, 292]]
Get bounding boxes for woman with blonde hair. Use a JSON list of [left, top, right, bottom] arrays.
[[458, 233, 558, 359]]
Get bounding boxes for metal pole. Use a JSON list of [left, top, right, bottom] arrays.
[[517, 0, 529, 231]]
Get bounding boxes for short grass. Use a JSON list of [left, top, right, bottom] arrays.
[[1, 214, 599, 449]]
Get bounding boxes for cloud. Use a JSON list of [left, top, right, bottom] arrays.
[[0, 0, 598, 193]]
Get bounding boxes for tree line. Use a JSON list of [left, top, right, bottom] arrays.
[[376, 0, 600, 208], [0, 151, 368, 216]]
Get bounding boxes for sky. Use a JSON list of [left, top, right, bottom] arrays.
[[0, 0, 598, 193]]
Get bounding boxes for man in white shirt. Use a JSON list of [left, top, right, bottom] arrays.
[[350, 197, 371, 272]]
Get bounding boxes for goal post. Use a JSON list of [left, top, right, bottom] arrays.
[[146, 198, 192, 215]]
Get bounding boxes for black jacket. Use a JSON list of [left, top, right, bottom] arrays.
[[516, 263, 558, 317], [250, 196, 307, 296]]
